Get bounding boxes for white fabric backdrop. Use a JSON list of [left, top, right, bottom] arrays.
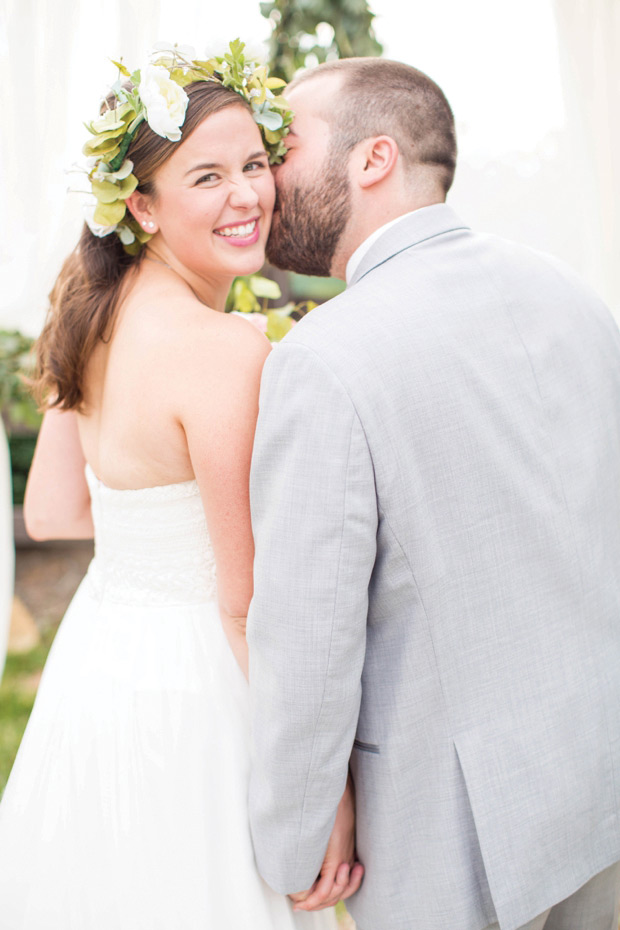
[[0, 0, 618, 336], [552, 0, 620, 313]]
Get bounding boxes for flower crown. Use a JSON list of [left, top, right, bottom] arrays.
[[82, 40, 292, 254]]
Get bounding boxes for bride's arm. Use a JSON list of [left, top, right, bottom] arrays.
[[180, 312, 271, 679], [24, 407, 94, 540]]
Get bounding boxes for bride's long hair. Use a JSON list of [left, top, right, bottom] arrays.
[[35, 82, 250, 411]]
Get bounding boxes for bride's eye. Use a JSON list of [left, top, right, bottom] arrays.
[[195, 173, 219, 186], [243, 160, 267, 173]]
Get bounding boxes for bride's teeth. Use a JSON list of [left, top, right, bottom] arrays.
[[216, 221, 256, 238]]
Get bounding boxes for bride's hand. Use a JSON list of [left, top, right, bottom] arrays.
[[289, 772, 364, 912]]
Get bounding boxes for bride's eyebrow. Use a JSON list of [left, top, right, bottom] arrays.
[[185, 162, 221, 176], [185, 151, 268, 177]]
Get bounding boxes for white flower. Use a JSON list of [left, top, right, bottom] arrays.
[[83, 198, 117, 237], [252, 102, 284, 132], [139, 64, 189, 141], [91, 158, 134, 184], [117, 224, 136, 245]]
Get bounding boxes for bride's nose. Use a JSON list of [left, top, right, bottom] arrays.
[[228, 175, 260, 210]]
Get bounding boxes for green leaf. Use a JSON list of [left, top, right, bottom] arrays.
[[248, 275, 281, 299], [117, 174, 138, 199], [229, 38, 245, 58], [110, 58, 131, 77], [193, 59, 217, 75], [170, 67, 210, 87], [91, 179, 122, 204], [266, 308, 294, 342], [93, 199, 126, 225], [130, 221, 152, 245], [228, 278, 260, 313], [83, 135, 122, 157], [122, 238, 142, 256], [269, 95, 292, 110]]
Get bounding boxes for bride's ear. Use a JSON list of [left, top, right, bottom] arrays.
[[125, 191, 159, 235]]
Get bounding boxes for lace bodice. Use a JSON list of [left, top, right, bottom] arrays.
[[84, 465, 217, 605]]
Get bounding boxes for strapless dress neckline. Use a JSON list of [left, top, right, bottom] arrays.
[[85, 462, 198, 496]]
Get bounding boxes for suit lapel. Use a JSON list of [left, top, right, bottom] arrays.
[[349, 203, 470, 287]]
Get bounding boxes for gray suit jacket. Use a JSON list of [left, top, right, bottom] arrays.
[[247, 204, 620, 930]]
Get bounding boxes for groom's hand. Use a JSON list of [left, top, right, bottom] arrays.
[[289, 773, 364, 912]]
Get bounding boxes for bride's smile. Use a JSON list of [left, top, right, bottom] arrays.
[[128, 105, 275, 306], [213, 217, 260, 244]]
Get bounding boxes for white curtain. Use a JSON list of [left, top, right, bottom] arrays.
[[0, 0, 164, 336], [551, 0, 620, 313]]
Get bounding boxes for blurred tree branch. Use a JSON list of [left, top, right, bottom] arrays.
[[261, 0, 383, 82]]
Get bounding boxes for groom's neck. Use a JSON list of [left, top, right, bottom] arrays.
[[330, 191, 446, 280]]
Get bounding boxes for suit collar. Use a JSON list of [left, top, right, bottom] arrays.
[[348, 203, 470, 287]]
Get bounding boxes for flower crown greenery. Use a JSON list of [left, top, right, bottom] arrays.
[[82, 40, 292, 254]]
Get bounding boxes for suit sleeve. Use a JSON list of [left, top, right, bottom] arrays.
[[247, 341, 377, 894]]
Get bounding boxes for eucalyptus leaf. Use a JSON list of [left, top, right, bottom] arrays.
[[253, 107, 284, 131], [133, 224, 152, 244], [88, 116, 126, 135], [91, 179, 122, 204], [83, 137, 121, 158], [93, 199, 126, 225], [117, 174, 138, 199], [123, 238, 142, 256]]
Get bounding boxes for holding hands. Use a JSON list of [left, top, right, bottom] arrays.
[[289, 773, 364, 913]]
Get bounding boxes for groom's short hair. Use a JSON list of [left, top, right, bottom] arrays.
[[291, 58, 457, 195]]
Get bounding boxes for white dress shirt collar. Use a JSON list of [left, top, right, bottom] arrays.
[[345, 210, 421, 284]]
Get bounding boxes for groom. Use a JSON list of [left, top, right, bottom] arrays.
[[247, 58, 620, 930]]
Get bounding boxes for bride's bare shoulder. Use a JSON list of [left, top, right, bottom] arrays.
[[176, 298, 271, 369], [122, 286, 269, 363], [129, 291, 271, 401]]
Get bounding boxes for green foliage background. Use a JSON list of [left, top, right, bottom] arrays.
[[261, 0, 382, 81], [0, 331, 41, 505]]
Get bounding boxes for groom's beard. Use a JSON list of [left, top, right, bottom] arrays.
[[266, 162, 351, 277]]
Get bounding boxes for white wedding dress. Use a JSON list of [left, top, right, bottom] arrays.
[[0, 466, 338, 930]]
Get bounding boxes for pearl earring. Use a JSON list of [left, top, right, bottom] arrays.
[[144, 221, 155, 230]]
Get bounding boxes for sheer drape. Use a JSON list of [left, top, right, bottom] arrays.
[[0, 0, 165, 336], [552, 0, 620, 313]]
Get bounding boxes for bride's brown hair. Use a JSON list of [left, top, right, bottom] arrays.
[[35, 81, 250, 411]]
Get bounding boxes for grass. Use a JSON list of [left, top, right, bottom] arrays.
[[0, 632, 55, 794]]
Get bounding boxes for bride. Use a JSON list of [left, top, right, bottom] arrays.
[[0, 44, 351, 929]]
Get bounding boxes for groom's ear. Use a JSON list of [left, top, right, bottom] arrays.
[[357, 135, 400, 189]]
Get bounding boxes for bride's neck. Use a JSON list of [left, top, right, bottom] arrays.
[[142, 248, 232, 312]]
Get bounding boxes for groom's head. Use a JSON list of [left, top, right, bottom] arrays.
[[266, 58, 457, 279]]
